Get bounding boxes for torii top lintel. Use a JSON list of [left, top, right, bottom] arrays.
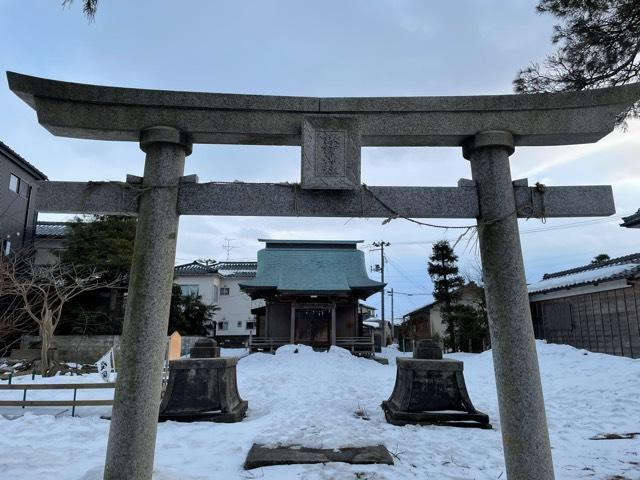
[[7, 72, 640, 147]]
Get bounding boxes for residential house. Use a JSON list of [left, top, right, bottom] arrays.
[[240, 240, 384, 351], [529, 252, 640, 358], [173, 260, 260, 346], [34, 221, 72, 264], [400, 283, 484, 346], [0, 141, 47, 255]]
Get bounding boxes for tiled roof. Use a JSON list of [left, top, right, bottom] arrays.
[[216, 261, 257, 278], [221, 271, 257, 278], [0, 141, 47, 180], [621, 209, 640, 228], [403, 301, 437, 318], [35, 222, 71, 238], [174, 260, 257, 277], [528, 253, 640, 294], [240, 240, 384, 296], [174, 262, 217, 275]]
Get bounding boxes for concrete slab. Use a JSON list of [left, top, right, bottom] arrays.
[[243, 444, 394, 470]]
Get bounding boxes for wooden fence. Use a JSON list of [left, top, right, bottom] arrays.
[[530, 282, 640, 358], [0, 383, 115, 417]]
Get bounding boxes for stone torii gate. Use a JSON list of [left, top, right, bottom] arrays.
[[7, 71, 640, 480]]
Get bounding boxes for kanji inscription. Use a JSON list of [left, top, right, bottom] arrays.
[[301, 116, 360, 190]]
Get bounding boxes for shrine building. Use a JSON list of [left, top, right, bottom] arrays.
[[240, 239, 384, 352]]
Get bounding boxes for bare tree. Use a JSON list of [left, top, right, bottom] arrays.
[[0, 248, 120, 373], [0, 295, 36, 358]]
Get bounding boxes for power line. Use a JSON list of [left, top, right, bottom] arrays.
[[385, 256, 429, 292], [378, 216, 623, 247], [520, 217, 621, 234]]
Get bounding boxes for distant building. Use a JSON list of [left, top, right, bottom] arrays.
[[621, 209, 640, 229], [360, 316, 392, 351], [240, 240, 384, 352], [529, 253, 640, 358], [34, 221, 72, 264], [358, 303, 376, 320], [400, 283, 484, 344], [0, 141, 47, 255], [173, 260, 261, 346]]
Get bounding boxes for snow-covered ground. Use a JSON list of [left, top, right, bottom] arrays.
[[1, 341, 639, 479]]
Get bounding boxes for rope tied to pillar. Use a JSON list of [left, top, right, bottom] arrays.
[[482, 181, 548, 228]]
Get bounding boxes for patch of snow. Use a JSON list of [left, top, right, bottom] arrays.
[[0, 341, 639, 479], [220, 348, 249, 358], [528, 263, 640, 293], [275, 344, 315, 355]]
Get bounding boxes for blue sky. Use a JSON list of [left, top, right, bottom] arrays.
[[1, 0, 638, 318]]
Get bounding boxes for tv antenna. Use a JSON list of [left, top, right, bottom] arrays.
[[223, 237, 236, 261]]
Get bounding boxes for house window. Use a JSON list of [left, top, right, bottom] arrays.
[[220, 287, 230, 295], [180, 284, 199, 296], [9, 174, 19, 193], [213, 285, 219, 303], [237, 321, 243, 328], [246, 322, 255, 330], [218, 321, 228, 331], [18, 179, 30, 198], [1, 239, 11, 256]]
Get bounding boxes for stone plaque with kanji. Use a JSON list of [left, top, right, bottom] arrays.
[[301, 116, 361, 189]]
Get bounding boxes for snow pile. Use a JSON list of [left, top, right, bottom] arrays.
[[1, 341, 639, 479]]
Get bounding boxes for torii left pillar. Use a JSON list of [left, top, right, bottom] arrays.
[[104, 126, 191, 480]]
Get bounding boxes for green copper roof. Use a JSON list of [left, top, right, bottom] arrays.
[[240, 241, 384, 297]]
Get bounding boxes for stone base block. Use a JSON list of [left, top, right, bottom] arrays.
[[159, 399, 248, 423], [381, 400, 492, 429], [244, 444, 393, 469], [157, 357, 247, 423]]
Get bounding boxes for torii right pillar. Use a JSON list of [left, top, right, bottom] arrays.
[[464, 131, 554, 480]]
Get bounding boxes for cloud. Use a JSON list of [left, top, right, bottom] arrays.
[[2, 1, 637, 316]]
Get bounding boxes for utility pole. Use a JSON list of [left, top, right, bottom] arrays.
[[387, 288, 394, 342], [371, 241, 390, 347]]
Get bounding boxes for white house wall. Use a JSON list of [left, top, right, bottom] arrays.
[[173, 275, 220, 306], [216, 277, 259, 337]]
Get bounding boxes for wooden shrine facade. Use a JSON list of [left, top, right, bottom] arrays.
[[240, 240, 383, 350]]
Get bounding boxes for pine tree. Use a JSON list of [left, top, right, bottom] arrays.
[[515, 0, 640, 122], [168, 285, 219, 336], [60, 215, 136, 333], [427, 241, 465, 351], [591, 253, 610, 264], [62, 215, 137, 282]]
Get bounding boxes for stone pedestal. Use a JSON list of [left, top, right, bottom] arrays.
[[190, 338, 220, 358], [413, 339, 442, 360], [382, 356, 491, 429], [158, 358, 247, 423]]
